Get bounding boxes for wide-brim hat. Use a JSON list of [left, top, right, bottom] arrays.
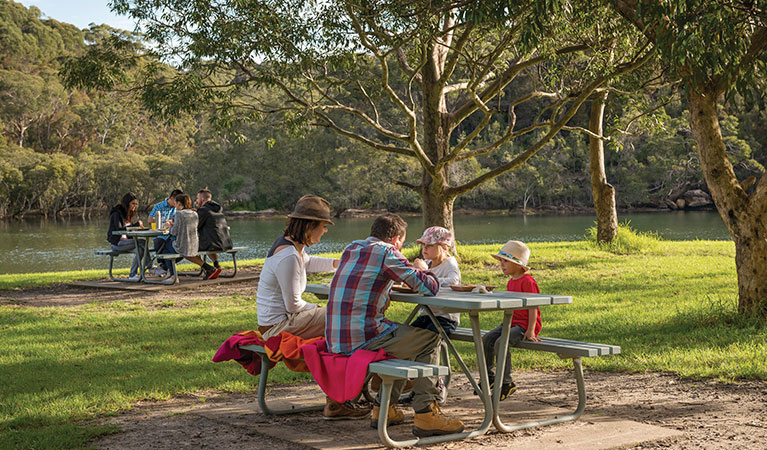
[[491, 240, 531, 271], [287, 194, 334, 225], [416, 226, 453, 246]]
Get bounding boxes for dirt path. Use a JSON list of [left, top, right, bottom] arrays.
[[89, 370, 767, 449], [0, 266, 262, 307]]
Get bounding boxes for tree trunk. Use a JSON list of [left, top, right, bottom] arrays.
[[689, 88, 767, 317], [589, 90, 618, 242], [419, 41, 454, 233]]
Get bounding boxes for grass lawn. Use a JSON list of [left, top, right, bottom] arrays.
[[1, 239, 765, 449]]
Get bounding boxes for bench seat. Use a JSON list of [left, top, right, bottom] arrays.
[[237, 343, 447, 418], [449, 327, 620, 358], [159, 247, 248, 279]]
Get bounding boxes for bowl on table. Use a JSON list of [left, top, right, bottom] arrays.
[[449, 284, 496, 292], [391, 283, 417, 293]]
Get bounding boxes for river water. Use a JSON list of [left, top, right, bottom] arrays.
[[0, 211, 729, 274]]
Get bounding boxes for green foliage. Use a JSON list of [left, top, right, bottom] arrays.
[[585, 220, 661, 254]]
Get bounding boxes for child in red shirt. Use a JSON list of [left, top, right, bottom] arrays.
[[481, 240, 541, 400]]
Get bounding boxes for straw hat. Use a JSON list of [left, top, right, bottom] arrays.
[[416, 226, 453, 246], [491, 240, 530, 270], [287, 195, 334, 225]]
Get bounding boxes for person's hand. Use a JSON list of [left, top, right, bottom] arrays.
[[523, 329, 541, 342], [137, 220, 144, 227], [412, 258, 428, 270]]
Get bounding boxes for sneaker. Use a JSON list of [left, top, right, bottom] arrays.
[[413, 402, 464, 437], [127, 275, 140, 282], [369, 404, 405, 428], [203, 266, 219, 280], [208, 267, 222, 280], [323, 399, 371, 420], [499, 382, 517, 401], [149, 267, 167, 277], [474, 375, 494, 396]]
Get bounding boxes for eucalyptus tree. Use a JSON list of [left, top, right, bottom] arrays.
[[611, 0, 767, 316], [63, 0, 652, 232]]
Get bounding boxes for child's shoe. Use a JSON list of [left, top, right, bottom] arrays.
[[499, 382, 517, 401], [473, 375, 494, 396]]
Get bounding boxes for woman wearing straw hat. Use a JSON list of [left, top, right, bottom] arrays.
[[256, 194, 370, 420], [257, 195, 338, 340]]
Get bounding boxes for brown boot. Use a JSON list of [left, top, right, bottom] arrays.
[[413, 402, 464, 437], [323, 398, 371, 420], [369, 374, 382, 392], [369, 404, 405, 428]]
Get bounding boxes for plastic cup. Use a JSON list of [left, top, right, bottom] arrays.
[[150, 222, 157, 231]]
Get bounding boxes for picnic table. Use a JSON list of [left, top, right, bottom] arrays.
[[303, 283, 589, 448], [111, 229, 169, 282]]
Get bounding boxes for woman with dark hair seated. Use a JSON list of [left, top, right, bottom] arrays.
[[107, 192, 150, 281], [163, 194, 220, 280], [256, 195, 368, 420]]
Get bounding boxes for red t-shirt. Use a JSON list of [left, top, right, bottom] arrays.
[[507, 273, 542, 336]]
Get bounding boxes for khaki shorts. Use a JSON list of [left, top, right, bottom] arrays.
[[261, 306, 327, 340]]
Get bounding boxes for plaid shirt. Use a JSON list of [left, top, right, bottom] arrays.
[[325, 237, 439, 354], [149, 199, 176, 240]]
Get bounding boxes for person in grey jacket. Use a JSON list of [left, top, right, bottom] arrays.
[[162, 194, 219, 279]]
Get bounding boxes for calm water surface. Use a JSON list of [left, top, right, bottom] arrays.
[[0, 211, 729, 274]]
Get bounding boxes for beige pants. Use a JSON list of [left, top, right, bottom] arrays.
[[261, 306, 327, 340], [362, 324, 441, 412]]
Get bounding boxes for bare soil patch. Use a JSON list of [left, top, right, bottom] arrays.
[[0, 266, 261, 307]]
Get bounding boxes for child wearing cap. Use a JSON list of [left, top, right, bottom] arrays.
[[409, 226, 461, 404], [410, 226, 462, 334], [481, 240, 541, 401]]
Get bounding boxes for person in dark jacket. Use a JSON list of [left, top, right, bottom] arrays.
[[195, 189, 232, 273], [107, 192, 150, 280]]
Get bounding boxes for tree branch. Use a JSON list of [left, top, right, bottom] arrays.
[[448, 47, 655, 196], [450, 44, 588, 128]]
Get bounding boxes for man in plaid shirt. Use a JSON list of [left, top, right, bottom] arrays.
[[326, 214, 464, 437]]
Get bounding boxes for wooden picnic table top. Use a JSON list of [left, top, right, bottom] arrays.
[[304, 283, 571, 311]]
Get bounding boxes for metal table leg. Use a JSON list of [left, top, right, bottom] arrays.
[[492, 311, 586, 432], [375, 309, 493, 447]]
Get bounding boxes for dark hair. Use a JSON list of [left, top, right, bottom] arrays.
[[175, 193, 192, 209], [197, 189, 212, 201], [169, 189, 183, 199], [284, 217, 321, 245], [370, 213, 407, 242], [120, 192, 138, 224]]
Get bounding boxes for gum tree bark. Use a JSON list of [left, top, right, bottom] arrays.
[[689, 88, 767, 316], [588, 90, 618, 243]]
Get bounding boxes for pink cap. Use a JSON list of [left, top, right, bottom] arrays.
[[416, 226, 453, 246]]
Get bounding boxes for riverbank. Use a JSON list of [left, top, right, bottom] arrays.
[[1, 240, 764, 449], [2, 202, 717, 221]]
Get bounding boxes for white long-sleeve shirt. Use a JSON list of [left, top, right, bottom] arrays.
[[257, 246, 336, 326], [420, 256, 462, 324]]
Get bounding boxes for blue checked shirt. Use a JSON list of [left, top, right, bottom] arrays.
[[325, 237, 439, 354], [149, 199, 176, 240]]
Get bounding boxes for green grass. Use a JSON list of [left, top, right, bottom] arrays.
[[1, 240, 766, 449]]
